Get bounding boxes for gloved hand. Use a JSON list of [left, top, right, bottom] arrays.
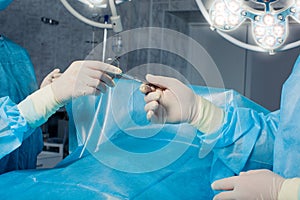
[[211, 169, 285, 200], [18, 60, 122, 128], [51, 60, 121, 104], [40, 68, 62, 88], [139, 74, 224, 134]]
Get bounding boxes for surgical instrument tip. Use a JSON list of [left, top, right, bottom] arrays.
[[119, 73, 144, 83]]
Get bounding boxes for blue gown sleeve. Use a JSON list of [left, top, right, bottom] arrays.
[[198, 103, 279, 182], [0, 96, 34, 159]]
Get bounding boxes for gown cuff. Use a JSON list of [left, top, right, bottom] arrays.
[[17, 84, 64, 128]]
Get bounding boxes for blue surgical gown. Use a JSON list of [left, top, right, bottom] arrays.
[[201, 55, 300, 182], [0, 35, 43, 173]]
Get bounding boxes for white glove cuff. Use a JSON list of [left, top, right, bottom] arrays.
[[17, 84, 64, 128], [190, 96, 224, 134], [278, 178, 300, 200]]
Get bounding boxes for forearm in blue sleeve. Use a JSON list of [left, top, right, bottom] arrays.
[[0, 97, 34, 159]]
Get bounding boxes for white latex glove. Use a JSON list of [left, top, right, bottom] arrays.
[[18, 60, 121, 128], [278, 177, 300, 200], [51, 60, 122, 104], [139, 74, 224, 134], [40, 68, 62, 88], [211, 169, 285, 200]]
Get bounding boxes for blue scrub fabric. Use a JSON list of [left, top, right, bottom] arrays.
[[201, 55, 300, 182], [273, 55, 300, 178], [0, 79, 272, 199], [0, 138, 215, 200], [0, 0, 12, 11], [0, 36, 43, 174]]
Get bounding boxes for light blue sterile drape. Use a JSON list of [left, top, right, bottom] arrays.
[[0, 36, 43, 174], [274, 55, 300, 178], [0, 78, 273, 199], [200, 55, 300, 183], [195, 86, 277, 183], [0, 52, 299, 197]]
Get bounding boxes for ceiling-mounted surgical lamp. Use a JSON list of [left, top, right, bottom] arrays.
[[60, 0, 130, 32], [195, 0, 300, 54], [77, 0, 129, 8]]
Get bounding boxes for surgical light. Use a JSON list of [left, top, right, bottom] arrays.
[[77, 0, 128, 8], [195, 0, 300, 54], [60, 0, 130, 32], [81, 0, 107, 8]]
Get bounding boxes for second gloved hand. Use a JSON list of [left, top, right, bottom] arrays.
[[51, 60, 122, 104], [40, 68, 62, 88], [140, 74, 224, 134], [211, 169, 285, 200], [18, 60, 121, 128]]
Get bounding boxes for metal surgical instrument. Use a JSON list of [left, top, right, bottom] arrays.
[[118, 73, 144, 83]]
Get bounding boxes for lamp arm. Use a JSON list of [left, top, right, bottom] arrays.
[[109, 0, 118, 16], [60, 0, 113, 29], [195, 0, 212, 25], [280, 40, 300, 51], [109, 0, 123, 32]]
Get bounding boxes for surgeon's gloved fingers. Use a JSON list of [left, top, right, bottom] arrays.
[[146, 74, 180, 92], [52, 70, 61, 77], [50, 72, 62, 83], [146, 110, 154, 121], [145, 101, 159, 112], [52, 60, 122, 104], [140, 83, 156, 94], [145, 74, 176, 89], [52, 73, 61, 80], [144, 91, 161, 103], [212, 170, 285, 200], [86, 69, 115, 87], [53, 70, 61, 74], [213, 191, 235, 200], [51, 68, 60, 74], [81, 60, 122, 75], [40, 68, 61, 88], [77, 87, 95, 97], [140, 84, 149, 94], [85, 77, 107, 93], [78, 81, 106, 96], [240, 169, 268, 176], [211, 177, 236, 191]]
